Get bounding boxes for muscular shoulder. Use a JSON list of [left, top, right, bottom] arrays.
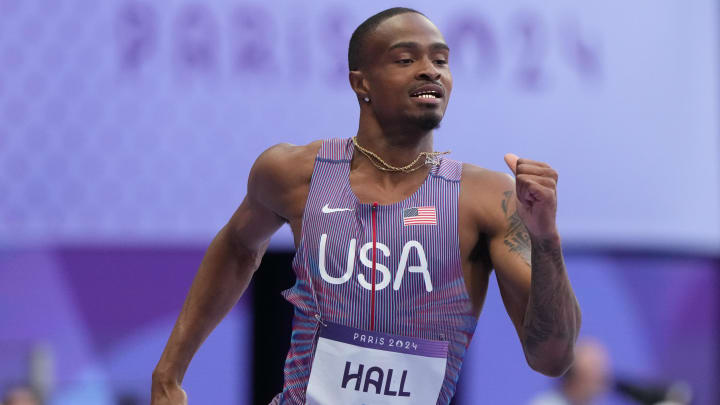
[[249, 140, 321, 189], [459, 162, 516, 236], [248, 140, 322, 221]]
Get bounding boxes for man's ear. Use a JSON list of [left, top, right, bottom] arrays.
[[349, 70, 370, 102]]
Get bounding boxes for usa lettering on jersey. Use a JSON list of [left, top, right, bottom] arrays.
[[317, 233, 433, 292]]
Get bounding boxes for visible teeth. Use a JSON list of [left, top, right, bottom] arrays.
[[419, 94, 437, 99]]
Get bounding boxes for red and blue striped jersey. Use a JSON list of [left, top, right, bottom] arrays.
[[271, 138, 478, 404]]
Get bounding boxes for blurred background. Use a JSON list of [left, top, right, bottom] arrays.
[[1, 0, 718, 404]]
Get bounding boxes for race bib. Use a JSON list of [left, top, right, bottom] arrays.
[[306, 321, 448, 405]]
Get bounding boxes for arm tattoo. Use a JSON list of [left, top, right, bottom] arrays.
[[500, 192, 580, 367], [524, 237, 580, 366], [501, 190, 531, 266], [524, 239, 568, 351]]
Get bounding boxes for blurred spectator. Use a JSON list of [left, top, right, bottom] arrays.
[[529, 338, 611, 405], [1, 385, 40, 405]]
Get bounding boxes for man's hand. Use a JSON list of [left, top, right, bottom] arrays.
[[151, 380, 188, 405], [504, 153, 559, 239], [501, 153, 580, 376]]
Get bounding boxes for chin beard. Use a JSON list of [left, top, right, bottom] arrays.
[[412, 112, 443, 131]]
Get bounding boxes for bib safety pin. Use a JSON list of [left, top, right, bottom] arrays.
[[314, 313, 327, 327]]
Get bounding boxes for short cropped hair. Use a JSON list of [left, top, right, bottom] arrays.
[[348, 7, 426, 71]]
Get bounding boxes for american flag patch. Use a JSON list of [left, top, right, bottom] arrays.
[[403, 206, 437, 226]]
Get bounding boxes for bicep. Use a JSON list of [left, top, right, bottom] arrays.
[[225, 144, 293, 251], [225, 193, 285, 252]]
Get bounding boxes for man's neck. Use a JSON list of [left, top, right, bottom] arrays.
[[354, 120, 435, 169]]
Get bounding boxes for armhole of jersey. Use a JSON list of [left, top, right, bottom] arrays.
[[293, 139, 333, 253], [455, 161, 473, 302]]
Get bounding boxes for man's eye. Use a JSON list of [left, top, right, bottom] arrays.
[[435, 59, 448, 65], [396, 59, 413, 64]]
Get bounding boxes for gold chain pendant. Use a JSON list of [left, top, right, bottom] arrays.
[[352, 136, 449, 174]]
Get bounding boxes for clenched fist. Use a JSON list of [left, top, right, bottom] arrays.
[[504, 153, 559, 239]]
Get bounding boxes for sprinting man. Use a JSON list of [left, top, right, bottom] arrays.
[[151, 7, 581, 405]]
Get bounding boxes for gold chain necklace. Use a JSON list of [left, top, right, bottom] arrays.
[[352, 136, 450, 173]]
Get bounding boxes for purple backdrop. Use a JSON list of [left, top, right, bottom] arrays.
[[0, 0, 718, 252], [0, 247, 250, 404], [1, 0, 719, 404]]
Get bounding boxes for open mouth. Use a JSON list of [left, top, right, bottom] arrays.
[[409, 84, 444, 102], [411, 91, 441, 99]]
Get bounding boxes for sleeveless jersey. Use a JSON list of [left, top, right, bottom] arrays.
[[271, 138, 478, 405]]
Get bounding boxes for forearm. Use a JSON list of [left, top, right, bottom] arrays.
[[153, 225, 265, 384], [522, 232, 581, 376]]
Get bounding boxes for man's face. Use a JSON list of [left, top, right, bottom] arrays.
[[361, 13, 452, 131], [568, 341, 611, 404]]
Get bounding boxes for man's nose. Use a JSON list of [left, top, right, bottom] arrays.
[[416, 58, 441, 81]]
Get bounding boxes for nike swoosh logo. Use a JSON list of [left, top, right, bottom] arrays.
[[321, 203, 354, 213]]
